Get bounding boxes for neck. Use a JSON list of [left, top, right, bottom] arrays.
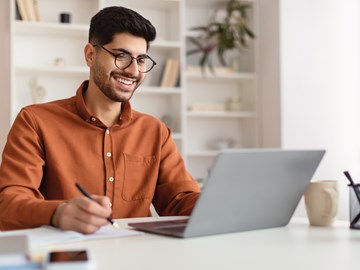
[[84, 81, 121, 127]]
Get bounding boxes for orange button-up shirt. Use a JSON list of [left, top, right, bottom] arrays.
[[0, 81, 200, 230]]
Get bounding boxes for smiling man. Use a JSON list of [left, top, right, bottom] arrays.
[[0, 6, 200, 234]]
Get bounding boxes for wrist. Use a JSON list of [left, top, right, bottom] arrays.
[[51, 202, 67, 228]]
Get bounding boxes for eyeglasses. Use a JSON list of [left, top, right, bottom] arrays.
[[93, 44, 156, 73]]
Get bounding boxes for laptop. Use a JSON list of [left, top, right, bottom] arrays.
[[128, 149, 325, 238]]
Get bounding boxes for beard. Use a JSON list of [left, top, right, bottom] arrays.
[[92, 61, 143, 103]]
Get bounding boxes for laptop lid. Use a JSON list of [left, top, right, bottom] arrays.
[[129, 149, 325, 238]]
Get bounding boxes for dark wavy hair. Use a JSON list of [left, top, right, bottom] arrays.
[[89, 6, 156, 50]]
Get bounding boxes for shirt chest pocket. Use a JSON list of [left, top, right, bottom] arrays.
[[122, 153, 158, 201]]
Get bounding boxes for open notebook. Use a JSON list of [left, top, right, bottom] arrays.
[[129, 149, 325, 238]]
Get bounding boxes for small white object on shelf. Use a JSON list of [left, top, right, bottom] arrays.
[[207, 137, 237, 151], [29, 77, 46, 104], [225, 96, 242, 111], [54, 57, 66, 66], [186, 65, 235, 75], [188, 103, 225, 112]]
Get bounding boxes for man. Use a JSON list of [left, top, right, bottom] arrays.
[[0, 6, 200, 234]]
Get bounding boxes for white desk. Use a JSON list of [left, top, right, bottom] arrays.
[[40, 217, 360, 270]]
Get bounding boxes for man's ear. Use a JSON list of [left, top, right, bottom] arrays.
[[84, 43, 95, 67]]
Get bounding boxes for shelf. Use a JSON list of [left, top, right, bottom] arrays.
[[139, 86, 182, 95], [152, 40, 181, 49], [186, 150, 219, 157], [14, 21, 88, 37], [186, 0, 227, 8], [16, 65, 88, 76], [186, 111, 256, 118], [109, 0, 181, 10], [185, 71, 256, 80], [171, 133, 182, 140], [14, 21, 181, 48], [186, 0, 254, 8]]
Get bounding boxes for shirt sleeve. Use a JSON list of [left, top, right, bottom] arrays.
[[0, 108, 63, 230], [152, 123, 201, 216]]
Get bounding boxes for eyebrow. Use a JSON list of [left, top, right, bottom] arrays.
[[111, 47, 148, 58]]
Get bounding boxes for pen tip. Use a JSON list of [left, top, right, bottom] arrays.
[[113, 222, 120, 230]]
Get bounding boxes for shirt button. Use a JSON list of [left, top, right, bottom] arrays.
[[91, 117, 96, 122], [106, 129, 110, 134], [106, 152, 112, 157], [109, 177, 114, 182]]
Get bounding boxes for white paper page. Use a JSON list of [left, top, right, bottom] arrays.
[[83, 224, 141, 241], [0, 225, 141, 249]]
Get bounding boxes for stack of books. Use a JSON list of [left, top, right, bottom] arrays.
[[160, 58, 180, 87], [16, 0, 41, 22]]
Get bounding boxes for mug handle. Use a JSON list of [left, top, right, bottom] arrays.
[[323, 188, 338, 218]]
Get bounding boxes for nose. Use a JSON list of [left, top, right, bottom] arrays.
[[123, 59, 139, 75]]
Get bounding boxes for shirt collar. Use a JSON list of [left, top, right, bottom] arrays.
[[75, 80, 133, 127]]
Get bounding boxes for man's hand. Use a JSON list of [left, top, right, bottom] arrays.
[[51, 195, 112, 234]]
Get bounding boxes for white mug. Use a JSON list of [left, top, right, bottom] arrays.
[[304, 180, 338, 226]]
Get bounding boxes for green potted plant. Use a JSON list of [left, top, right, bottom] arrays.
[[187, 0, 255, 73]]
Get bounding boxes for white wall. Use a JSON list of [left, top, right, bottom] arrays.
[[280, 0, 360, 220]]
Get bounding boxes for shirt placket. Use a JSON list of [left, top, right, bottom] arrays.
[[103, 128, 115, 205]]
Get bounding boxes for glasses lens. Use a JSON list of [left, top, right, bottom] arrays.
[[137, 57, 155, 73], [115, 53, 132, 69], [115, 54, 155, 73]]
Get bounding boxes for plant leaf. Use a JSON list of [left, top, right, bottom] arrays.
[[217, 46, 227, 66], [186, 0, 256, 71], [186, 48, 203, 56], [244, 25, 255, 38], [188, 37, 204, 49]]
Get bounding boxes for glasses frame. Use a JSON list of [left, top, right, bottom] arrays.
[[93, 44, 157, 73]]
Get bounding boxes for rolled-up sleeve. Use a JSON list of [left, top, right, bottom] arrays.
[[152, 124, 201, 216], [0, 109, 63, 230]]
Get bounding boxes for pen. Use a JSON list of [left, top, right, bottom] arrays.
[[344, 171, 360, 203], [343, 171, 360, 227], [75, 182, 120, 230]]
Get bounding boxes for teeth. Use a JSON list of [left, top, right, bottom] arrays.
[[117, 78, 133, 85]]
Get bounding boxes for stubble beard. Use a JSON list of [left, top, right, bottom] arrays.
[[93, 62, 143, 103]]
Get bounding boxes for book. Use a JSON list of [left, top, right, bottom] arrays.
[[15, 1, 22, 20], [16, 0, 29, 21], [32, 0, 41, 21], [23, 0, 37, 22], [160, 59, 174, 87], [167, 59, 180, 87]]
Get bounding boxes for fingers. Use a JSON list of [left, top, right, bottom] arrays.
[[92, 195, 112, 210], [76, 195, 112, 218], [55, 195, 112, 234]]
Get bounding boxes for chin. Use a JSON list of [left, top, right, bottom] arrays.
[[116, 93, 135, 103]]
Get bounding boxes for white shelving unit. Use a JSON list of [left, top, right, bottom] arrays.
[[9, 0, 260, 183], [184, 0, 259, 181]]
